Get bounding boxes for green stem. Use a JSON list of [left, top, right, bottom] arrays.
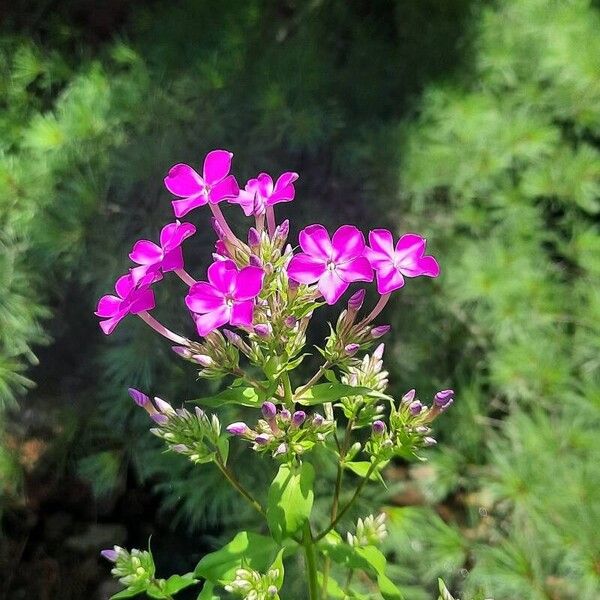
[[303, 522, 321, 600], [294, 361, 332, 400], [281, 371, 294, 409], [215, 457, 266, 517]]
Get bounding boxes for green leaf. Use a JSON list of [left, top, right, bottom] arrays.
[[295, 383, 374, 406], [343, 460, 388, 484], [110, 586, 146, 599], [164, 573, 198, 595], [191, 386, 263, 408], [267, 462, 315, 542], [196, 581, 219, 599], [355, 547, 404, 600], [269, 549, 286, 588], [438, 579, 456, 600], [194, 531, 278, 584]]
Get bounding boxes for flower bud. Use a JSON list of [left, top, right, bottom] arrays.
[[211, 217, 226, 240], [192, 354, 213, 367], [401, 389, 416, 404], [249, 254, 263, 267], [371, 325, 391, 338], [154, 397, 175, 415], [255, 434, 271, 445], [409, 400, 424, 415], [373, 343, 385, 360], [372, 420, 386, 435], [345, 343, 360, 357], [171, 346, 192, 359], [261, 401, 277, 420], [288, 277, 300, 291], [150, 413, 169, 425], [226, 422, 250, 436], [254, 323, 271, 338], [275, 219, 289, 241], [273, 442, 287, 456], [292, 411, 306, 426], [284, 316, 297, 328], [348, 289, 366, 311], [195, 407, 205, 419], [312, 413, 324, 427], [247, 227, 260, 248], [128, 388, 149, 408], [423, 436, 437, 446], [214, 240, 230, 259], [279, 408, 291, 421], [171, 444, 188, 453], [434, 389, 455, 408], [100, 548, 119, 562], [267, 585, 278, 597]]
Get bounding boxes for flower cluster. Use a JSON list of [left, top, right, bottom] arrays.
[[224, 565, 281, 600], [101, 546, 155, 589], [346, 513, 388, 548]]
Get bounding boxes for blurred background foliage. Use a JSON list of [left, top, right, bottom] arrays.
[[0, 0, 599, 598]]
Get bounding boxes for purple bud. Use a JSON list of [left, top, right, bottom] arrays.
[[371, 325, 391, 339], [128, 388, 149, 407], [292, 411, 306, 426], [254, 323, 271, 338], [100, 549, 118, 562], [434, 389, 455, 408], [150, 413, 169, 425], [195, 407, 205, 419], [284, 316, 297, 328], [172, 346, 192, 359], [415, 426, 430, 434], [288, 277, 300, 291], [248, 227, 260, 247], [249, 254, 263, 267], [274, 219, 289, 243], [211, 217, 226, 240], [214, 240, 230, 258], [262, 401, 277, 420], [255, 434, 271, 445], [373, 343, 385, 360], [273, 442, 288, 456], [423, 436, 437, 447], [226, 422, 249, 436], [223, 329, 244, 348], [348, 289, 366, 311], [279, 409, 291, 421], [312, 413, 324, 427], [192, 354, 213, 367], [409, 400, 423, 416], [171, 444, 188, 453], [372, 420, 386, 435], [401, 389, 416, 404], [344, 343, 360, 357], [154, 397, 174, 415]]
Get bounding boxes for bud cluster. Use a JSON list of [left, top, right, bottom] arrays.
[[129, 389, 223, 464], [100, 546, 156, 589], [346, 513, 388, 547], [226, 401, 334, 459], [224, 566, 281, 600], [175, 330, 241, 379], [367, 389, 455, 461]]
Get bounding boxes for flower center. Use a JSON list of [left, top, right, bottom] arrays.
[[326, 260, 337, 271], [225, 295, 234, 307]]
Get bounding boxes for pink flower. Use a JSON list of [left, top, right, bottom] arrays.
[[230, 172, 299, 216], [129, 221, 196, 281], [365, 230, 440, 294], [185, 260, 265, 336], [287, 224, 373, 304], [95, 273, 158, 335], [164, 150, 240, 218]]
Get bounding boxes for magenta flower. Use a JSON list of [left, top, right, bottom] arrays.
[[95, 273, 157, 335], [164, 150, 239, 218], [129, 221, 196, 280], [186, 260, 264, 336], [230, 172, 299, 217], [287, 224, 373, 304], [365, 230, 440, 295]]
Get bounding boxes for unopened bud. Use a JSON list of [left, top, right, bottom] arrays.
[[348, 289, 366, 311], [249, 254, 262, 267], [372, 420, 386, 435], [288, 277, 300, 291], [312, 413, 324, 427], [292, 411, 306, 426], [434, 389, 455, 408], [274, 219, 289, 243], [100, 548, 119, 562], [247, 227, 260, 248], [150, 413, 169, 425], [226, 422, 249, 436], [211, 217, 225, 240], [279, 409, 291, 421], [254, 323, 271, 338], [423, 436, 437, 446], [154, 397, 175, 415], [273, 442, 287, 456], [171, 346, 192, 359], [402, 389, 416, 404], [409, 400, 424, 415], [255, 434, 271, 445], [371, 325, 391, 339], [192, 354, 213, 367], [195, 407, 205, 419], [171, 444, 188, 453], [262, 401, 277, 420], [345, 343, 360, 357], [128, 388, 149, 408], [373, 343, 385, 360], [284, 316, 297, 328], [214, 240, 229, 258], [267, 585, 278, 597]]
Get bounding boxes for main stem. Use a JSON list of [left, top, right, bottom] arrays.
[[214, 456, 266, 517], [303, 522, 321, 600]]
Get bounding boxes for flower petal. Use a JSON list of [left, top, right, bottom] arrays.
[[95, 295, 122, 317], [376, 265, 405, 294], [209, 175, 240, 203], [231, 300, 255, 328], [129, 240, 163, 265], [129, 289, 156, 314], [194, 306, 231, 336], [164, 164, 204, 197], [161, 247, 184, 272], [332, 225, 365, 262], [186, 282, 225, 313], [299, 224, 333, 260], [274, 172, 298, 191], [99, 315, 125, 335], [115, 274, 134, 299], [172, 193, 208, 218], [369, 229, 395, 259], [287, 253, 326, 284], [318, 270, 349, 305], [207, 260, 237, 294], [336, 256, 373, 283], [233, 266, 264, 301], [256, 173, 274, 198], [229, 189, 256, 216], [203, 150, 233, 185], [364, 247, 392, 270], [395, 233, 426, 262], [160, 221, 196, 251]]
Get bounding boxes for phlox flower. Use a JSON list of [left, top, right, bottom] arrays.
[[129, 221, 196, 281], [164, 150, 239, 218], [186, 260, 264, 336], [230, 172, 299, 217], [365, 230, 440, 294], [287, 224, 373, 304], [95, 273, 158, 335]]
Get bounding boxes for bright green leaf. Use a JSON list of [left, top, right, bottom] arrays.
[[191, 386, 263, 408], [164, 573, 198, 595]]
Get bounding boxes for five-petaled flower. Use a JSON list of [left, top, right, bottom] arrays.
[[287, 224, 373, 304], [230, 172, 299, 217], [186, 260, 265, 336], [365, 230, 440, 295], [129, 221, 196, 282], [95, 273, 158, 335], [164, 150, 239, 218]]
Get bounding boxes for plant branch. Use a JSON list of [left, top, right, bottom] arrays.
[[214, 455, 266, 518], [294, 361, 332, 399], [303, 522, 321, 600]]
